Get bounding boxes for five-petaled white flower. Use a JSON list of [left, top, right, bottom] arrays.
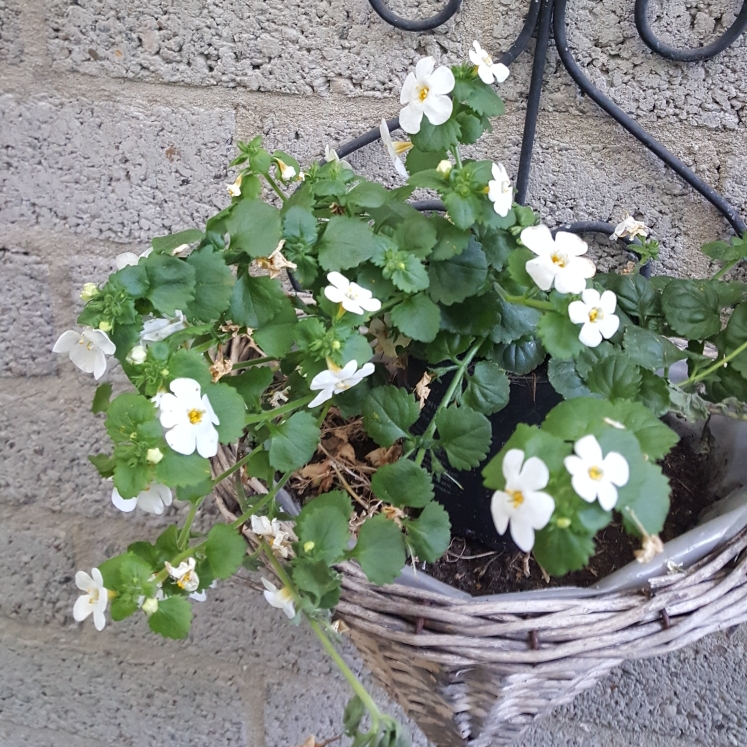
[[251, 515, 296, 559], [568, 289, 620, 348], [324, 272, 382, 315], [521, 224, 596, 295], [140, 310, 188, 343], [488, 162, 513, 217], [157, 377, 220, 458], [469, 41, 510, 85], [308, 360, 376, 408], [112, 482, 173, 515], [564, 434, 629, 510], [611, 215, 649, 242], [262, 578, 296, 619], [165, 557, 200, 592], [53, 327, 116, 380], [399, 57, 455, 135], [73, 568, 108, 631], [227, 174, 242, 197], [379, 119, 412, 178], [490, 449, 555, 552]]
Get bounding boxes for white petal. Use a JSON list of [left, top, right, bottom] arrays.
[[394, 157, 408, 178], [427, 65, 455, 95], [68, 344, 100, 376], [600, 290, 618, 313], [415, 56, 436, 83], [493, 192, 512, 218], [554, 231, 589, 257], [400, 72, 419, 104], [597, 314, 620, 340], [91, 350, 108, 380], [201, 393, 220, 426], [524, 490, 555, 529], [324, 286, 345, 305], [309, 389, 334, 408], [468, 48, 481, 66], [327, 271, 348, 290], [339, 360, 359, 379], [261, 578, 277, 594], [356, 362, 376, 378], [520, 224, 554, 257], [518, 456, 549, 492], [86, 329, 116, 355], [112, 488, 138, 513], [170, 377, 203, 403], [379, 119, 392, 146], [341, 297, 364, 315], [603, 452, 630, 487], [92, 607, 106, 631], [282, 601, 296, 619], [490, 491, 511, 535], [579, 322, 603, 348], [574, 434, 603, 463], [359, 296, 382, 313], [116, 252, 140, 269], [422, 94, 453, 126], [563, 454, 585, 477], [75, 571, 94, 591], [158, 394, 188, 429], [477, 65, 493, 84], [554, 266, 589, 295], [509, 516, 535, 552], [580, 288, 601, 306], [502, 449, 526, 484], [195, 425, 220, 459], [493, 63, 510, 83], [73, 595, 93, 622], [166, 425, 197, 455], [568, 300, 590, 325], [596, 481, 619, 511], [399, 104, 424, 135], [53, 330, 81, 354], [570, 472, 599, 503], [525, 257, 556, 291], [310, 370, 339, 391]]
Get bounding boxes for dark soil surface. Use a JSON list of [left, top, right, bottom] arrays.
[[424, 436, 717, 595]]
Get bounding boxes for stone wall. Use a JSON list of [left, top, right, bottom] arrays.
[[1, 1, 746, 745]]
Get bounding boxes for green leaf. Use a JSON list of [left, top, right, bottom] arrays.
[[533, 525, 595, 576], [440, 291, 502, 336], [455, 77, 505, 117], [547, 357, 593, 399], [168, 348, 213, 388], [224, 366, 274, 410], [105, 393, 157, 443], [491, 336, 545, 375], [598, 273, 661, 326], [371, 461, 434, 508], [623, 326, 685, 370], [205, 524, 247, 579], [638, 370, 671, 416], [405, 147, 447, 175], [455, 111, 484, 144], [283, 206, 318, 246], [586, 354, 642, 401], [420, 331, 471, 364], [89, 453, 116, 478], [577, 503, 613, 533], [184, 247, 234, 322], [204, 382, 246, 443], [228, 274, 289, 329], [148, 596, 193, 640], [428, 238, 488, 305], [479, 228, 516, 269], [506, 246, 535, 289], [343, 695, 366, 737], [720, 302, 747, 375], [410, 117, 461, 152], [144, 254, 196, 316], [226, 199, 283, 258], [491, 299, 541, 344], [393, 212, 438, 258], [151, 228, 204, 254], [292, 558, 341, 608], [253, 303, 297, 357], [537, 311, 585, 360], [443, 191, 482, 230], [389, 294, 441, 343], [177, 479, 214, 505], [431, 218, 471, 261], [346, 181, 388, 210], [155, 450, 211, 487], [318, 216, 378, 271], [114, 264, 149, 297], [363, 386, 420, 447], [113, 461, 149, 499], [701, 235, 747, 262], [403, 501, 451, 562], [661, 279, 721, 339], [619, 460, 671, 536], [295, 491, 353, 564], [389, 254, 429, 293], [268, 412, 320, 472], [92, 382, 113, 414], [352, 514, 406, 585], [462, 361, 510, 415], [435, 406, 491, 470]]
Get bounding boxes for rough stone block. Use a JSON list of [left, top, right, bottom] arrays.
[[0, 719, 98, 747], [0, 250, 57, 376], [0, 93, 234, 242], [0, 0, 22, 63], [0, 634, 250, 746], [0, 514, 77, 626], [43, 0, 465, 96]]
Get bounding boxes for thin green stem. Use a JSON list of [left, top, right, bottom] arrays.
[[681, 339, 747, 387], [316, 401, 332, 427], [212, 444, 263, 488], [231, 471, 293, 527], [450, 145, 463, 170], [245, 395, 314, 424], [500, 292, 553, 312], [712, 258, 740, 281], [232, 356, 278, 370], [177, 503, 199, 549], [264, 173, 288, 203]]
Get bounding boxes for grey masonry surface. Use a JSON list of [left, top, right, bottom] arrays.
[[1, 0, 747, 745]]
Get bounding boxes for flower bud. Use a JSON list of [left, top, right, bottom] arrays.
[[275, 158, 297, 181], [126, 345, 147, 365], [146, 447, 164, 465], [436, 160, 453, 178], [98, 320, 113, 333], [556, 517, 571, 529], [141, 597, 159, 616], [303, 541, 316, 553], [80, 283, 99, 302]]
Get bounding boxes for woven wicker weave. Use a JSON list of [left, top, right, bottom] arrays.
[[212, 438, 747, 747]]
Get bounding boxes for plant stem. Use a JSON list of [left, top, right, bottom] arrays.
[[712, 258, 740, 281], [177, 503, 199, 549], [232, 356, 278, 370], [415, 338, 483, 466], [231, 471, 293, 527], [245, 395, 314, 424], [681, 339, 747, 387], [500, 292, 553, 312], [265, 173, 287, 203], [212, 444, 263, 488], [450, 145, 463, 170]]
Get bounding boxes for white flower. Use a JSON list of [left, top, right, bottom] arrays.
[[73, 568, 108, 631], [488, 162, 513, 218], [227, 174, 242, 197], [379, 119, 411, 178], [568, 289, 620, 348], [254, 241, 297, 279], [399, 57, 455, 135], [140, 310, 187, 343], [275, 157, 297, 181], [165, 557, 200, 592], [436, 159, 452, 178], [490, 449, 555, 552], [111, 482, 173, 515], [262, 578, 296, 619], [324, 272, 382, 315], [53, 327, 116, 380], [189, 580, 216, 602], [563, 434, 629, 510], [308, 360, 376, 408], [126, 344, 147, 365], [116, 247, 152, 269], [324, 145, 353, 170], [157, 377, 220, 458], [611, 215, 649, 241], [521, 224, 596, 295], [468, 41, 510, 85], [251, 515, 296, 559]]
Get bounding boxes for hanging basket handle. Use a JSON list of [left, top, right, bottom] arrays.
[[367, 0, 462, 31]]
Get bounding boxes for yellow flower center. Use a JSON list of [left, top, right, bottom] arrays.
[[551, 252, 567, 267], [176, 572, 195, 590], [588, 465, 604, 481], [507, 489, 525, 508], [188, 408, 204, 425], [417, 85, 429, 102], [88, 587, 100, 605], [588, 307, 603, 323], [483, 53, 493, 66]]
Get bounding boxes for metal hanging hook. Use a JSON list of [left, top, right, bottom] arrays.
[[367, 0, 463, 32]]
